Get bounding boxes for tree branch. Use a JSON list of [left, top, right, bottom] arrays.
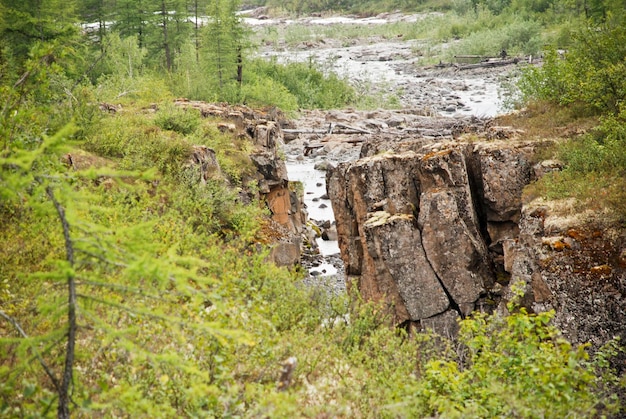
[[75, 248, 127, 268], [0, 309, 62, 394], [70, 37, 111, 92], [46, 186, 76, 419]]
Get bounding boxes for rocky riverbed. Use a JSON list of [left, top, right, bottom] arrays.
[[247, 10, 522, 117], [252, 10, 525, 293]]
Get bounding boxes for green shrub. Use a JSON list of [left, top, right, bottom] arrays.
[[406, 310, 621, 418], [448, 18, 542, 57], [242, 73, 299, 112], [96, 73, 174, 106], [519, 17, 626, 116], [523, 105, 626, 219], [247, 58, 355, 110], [191, 123, 257, 184], [84, 112, 193, 175], [154, 106, 201, 135]]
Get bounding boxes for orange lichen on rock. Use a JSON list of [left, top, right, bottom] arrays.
[[590, 264, 612, 277], [566, 229, 586, 241], [552, 240, 570, 251], [421, 149, 453, 161], [541, 236, 571, 251]]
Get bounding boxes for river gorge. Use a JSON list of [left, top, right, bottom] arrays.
[[178, 10, 626, 354], [241, 11, 626, 353]]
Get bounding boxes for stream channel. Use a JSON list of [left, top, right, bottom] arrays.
[[250, 12, 512, 283]]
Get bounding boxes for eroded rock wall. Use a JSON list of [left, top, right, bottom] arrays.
[[328, 138, 556, 336], [177, 100, 308, 267], [505, 201, 626, 349], [330, 131, 626, 350]]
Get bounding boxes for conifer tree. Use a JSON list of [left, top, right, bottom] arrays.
[[0, 39, 243, 418], [79, 0, 116, 51], [0, 0, 80, 68], [202, 0, 247, 99]]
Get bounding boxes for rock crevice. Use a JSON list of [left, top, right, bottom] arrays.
[[329, 131, 626, 351], [328, 138, 546, 335], [177, 100, 314, 267]]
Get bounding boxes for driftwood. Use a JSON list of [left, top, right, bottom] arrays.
[[333, 123, 372, 134], [284, 122, 372, 136], [434, 56, 523, 70], [454, 54, 487, 59], [304, 136, 366, 155], [283, 129, 327, 135], [457, 58, 519, 70]]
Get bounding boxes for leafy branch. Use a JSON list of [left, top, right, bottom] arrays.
[[0, 309, 62, 395]]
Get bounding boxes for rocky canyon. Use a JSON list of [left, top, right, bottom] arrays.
[[323, 115, 626, 351]]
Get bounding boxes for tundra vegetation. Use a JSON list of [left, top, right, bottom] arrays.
[[1, 0, 625, 417]]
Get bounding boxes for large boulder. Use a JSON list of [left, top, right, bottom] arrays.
[[188, 145, 221, 183], [331, 153, 424, 323], [328, 146, 498, 330], [418, 190, 492, 315], [477, 146, 532, 223]]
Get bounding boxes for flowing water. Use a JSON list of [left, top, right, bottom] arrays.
[[260, 13, 512, 277], [286, 162, 339, 276]]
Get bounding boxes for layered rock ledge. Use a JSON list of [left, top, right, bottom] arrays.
[[327, 132, 626, 345], [175, 100, 315, 266]]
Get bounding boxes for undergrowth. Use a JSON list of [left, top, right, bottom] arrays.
[[2, 3, 626, 417], [1, 93, 623, 416]]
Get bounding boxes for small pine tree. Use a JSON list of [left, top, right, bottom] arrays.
[[202, 0, 248, 101]]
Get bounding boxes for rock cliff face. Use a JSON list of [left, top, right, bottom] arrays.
[[507, 200, 626, 349], [177, 100, 310, 267], [328, 135, 626, 346]]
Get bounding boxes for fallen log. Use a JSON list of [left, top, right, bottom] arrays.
[[304, 137, 366, 155], [457, 58, 519, 70], [333, 123, 372, 135], [283, 123, 372, 136], [283, 129, 328, 135]]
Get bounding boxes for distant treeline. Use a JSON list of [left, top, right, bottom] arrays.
[[247, 0, 618, 19]]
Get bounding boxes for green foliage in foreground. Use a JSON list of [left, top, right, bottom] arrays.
[[0, 56, 623, 415], [410, 309, 621, 418], [517, 15, 626, 221]]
